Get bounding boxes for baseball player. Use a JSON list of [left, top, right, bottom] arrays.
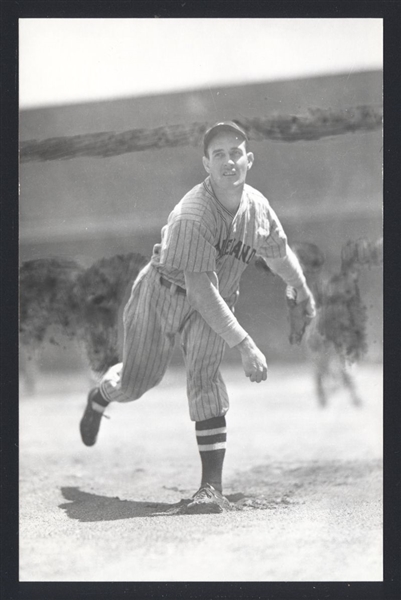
[[80, 121, 315, 513]]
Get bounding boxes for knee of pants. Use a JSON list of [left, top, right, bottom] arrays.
[[117, 381, 146, 403], [188, 399, 228, 422], [118, 371, 165, 403], [100, 364, 146, 403], [187, 379, 229, 422], [101, 362, 166, 404]]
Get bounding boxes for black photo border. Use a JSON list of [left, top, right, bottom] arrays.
[[1, 1, 400, 599]]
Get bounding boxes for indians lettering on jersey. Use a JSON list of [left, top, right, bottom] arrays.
[[214, 237, 257, 265]]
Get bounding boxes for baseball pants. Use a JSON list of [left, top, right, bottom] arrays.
[[99, 264, 230, 421]]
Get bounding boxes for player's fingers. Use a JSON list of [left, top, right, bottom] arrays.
[[250, 368, 267, 383], [249, 371, 260, 383]]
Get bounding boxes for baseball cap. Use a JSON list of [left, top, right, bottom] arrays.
[[203, 121, 248, 155]]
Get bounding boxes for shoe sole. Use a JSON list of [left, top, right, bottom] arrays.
[[80, 416, 98, 446], [80, 393, 102, 446]]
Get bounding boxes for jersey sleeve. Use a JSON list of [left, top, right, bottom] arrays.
[[256, 202, 307, 289], [159, 216, 217, 273], [257, 204, 288, 259]]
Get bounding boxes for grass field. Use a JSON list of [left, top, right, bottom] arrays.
[[19, 361, 382, 582]]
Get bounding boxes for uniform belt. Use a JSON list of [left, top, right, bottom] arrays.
[[159, 275, 186, 295]]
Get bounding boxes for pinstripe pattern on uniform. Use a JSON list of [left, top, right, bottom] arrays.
[[100, 267, 189, 403], [124, 287, 168, 395], [162, 218, 217, 273], [100, 175, 294, 420], [181, 308, 229, 421], [123, 278, 161, 390], [100, 265, 229, 420]]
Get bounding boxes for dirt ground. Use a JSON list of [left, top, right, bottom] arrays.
[[19, 362, 383, 582]]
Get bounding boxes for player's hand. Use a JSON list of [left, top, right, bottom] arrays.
[[286, 284, 316, 345], [294, 284, 316, 319], [237, 336, 268, 383]]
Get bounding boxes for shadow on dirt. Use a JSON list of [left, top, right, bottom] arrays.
[[59, 487, 190, 521], [59, 487, 281, 521]]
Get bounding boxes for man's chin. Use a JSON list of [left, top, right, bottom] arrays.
[[210, 176, 245, 192], [220, 177, 243, 188]]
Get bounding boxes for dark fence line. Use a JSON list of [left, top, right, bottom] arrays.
[[20, 105, 382, 163]]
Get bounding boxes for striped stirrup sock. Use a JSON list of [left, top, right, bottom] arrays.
[[91, 388, 110, 414], [196, 416, 227, 493]]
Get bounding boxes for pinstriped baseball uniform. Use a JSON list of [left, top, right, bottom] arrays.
[[99, 175, 291, 421]]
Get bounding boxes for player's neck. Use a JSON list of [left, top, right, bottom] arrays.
[[210, 183, 244, 215]]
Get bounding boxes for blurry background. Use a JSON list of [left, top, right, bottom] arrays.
[[19, 18, 383, 375]]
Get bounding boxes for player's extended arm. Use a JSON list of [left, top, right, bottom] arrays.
[[263, 246, 316, 317], [184, 270, 268, 383]]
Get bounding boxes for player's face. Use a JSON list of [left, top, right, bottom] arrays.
[[202, 132, 254, 191]]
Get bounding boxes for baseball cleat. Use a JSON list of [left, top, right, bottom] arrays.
[[185, 483, 235, 514], [79, 388, 108, 446]]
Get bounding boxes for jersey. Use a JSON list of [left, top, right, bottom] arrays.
[[151, 176, 289, 302]]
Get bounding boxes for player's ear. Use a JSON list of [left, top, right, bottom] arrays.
[[247, 152, 254, 170], [202, 155, 210, 173]]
